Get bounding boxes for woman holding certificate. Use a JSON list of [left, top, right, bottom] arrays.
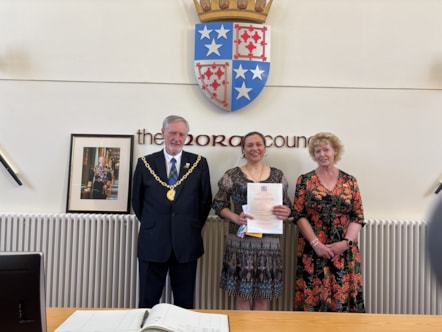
[[292, 132, 365, 312], [212, 131, 292, 310]]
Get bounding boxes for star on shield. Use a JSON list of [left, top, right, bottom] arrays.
[[194, 22, 271, 112]]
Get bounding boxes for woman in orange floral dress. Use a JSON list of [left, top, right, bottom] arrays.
[[292, 132, 365, 312]]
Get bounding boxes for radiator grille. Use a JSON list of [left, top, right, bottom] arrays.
[[1, 214, 441, 313], [0, 214, 138, 308], [359, 219, 442, 314]]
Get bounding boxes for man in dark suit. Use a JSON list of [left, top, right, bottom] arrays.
[[132, 115, 212, 309]]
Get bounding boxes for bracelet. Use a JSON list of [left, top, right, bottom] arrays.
[[310, 238, 319, 247]]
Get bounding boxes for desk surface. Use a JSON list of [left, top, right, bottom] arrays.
[[47, 307, 442, 332]]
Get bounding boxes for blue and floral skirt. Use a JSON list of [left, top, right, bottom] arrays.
[[220, 233, 283, 300]]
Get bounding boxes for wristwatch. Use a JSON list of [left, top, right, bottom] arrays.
[[343, 238, 354, 248]]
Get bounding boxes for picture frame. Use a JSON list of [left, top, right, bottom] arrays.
[[66, 134, 134, 214]]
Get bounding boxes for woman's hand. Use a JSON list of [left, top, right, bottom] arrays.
[[313, 242, 336, 259], [236, 212, 253, 225], [272, 205, 291, 220], [327, 241, 349, 257]]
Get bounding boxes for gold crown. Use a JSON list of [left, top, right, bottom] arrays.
[[193, 0, 273, 24]]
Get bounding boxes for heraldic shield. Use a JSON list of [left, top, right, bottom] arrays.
[[194, 22, 271, 112]]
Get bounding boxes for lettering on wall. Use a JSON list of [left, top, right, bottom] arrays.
[[136, 129, 309, 149]]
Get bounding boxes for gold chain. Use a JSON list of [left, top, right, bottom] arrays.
[[141, 155, 202, 190]]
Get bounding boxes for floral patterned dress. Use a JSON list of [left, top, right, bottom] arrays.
[[212, 166, 292, 300], [292, 170, 365, 312]]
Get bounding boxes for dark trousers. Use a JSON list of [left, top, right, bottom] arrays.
[[138, 252, 198, 309]]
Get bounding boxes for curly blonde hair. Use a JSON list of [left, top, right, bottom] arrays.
[[308, 132, 344, 163]]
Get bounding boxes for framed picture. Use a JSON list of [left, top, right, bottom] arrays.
[[66, 134, 134, 213]]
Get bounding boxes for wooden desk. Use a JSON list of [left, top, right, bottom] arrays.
[[47, 307, 442, 332]]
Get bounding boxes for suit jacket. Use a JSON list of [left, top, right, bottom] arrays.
[[132, 150, 212, 263]]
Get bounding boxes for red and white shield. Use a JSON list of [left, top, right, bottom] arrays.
[[194, 22, 271, 112]]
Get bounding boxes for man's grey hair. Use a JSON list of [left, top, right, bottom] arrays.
[[162, 115, 189, 133]]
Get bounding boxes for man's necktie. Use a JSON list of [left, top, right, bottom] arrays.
[[168, 158, 178, 185]]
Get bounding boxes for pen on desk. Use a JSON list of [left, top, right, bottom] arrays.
[[140, 310, 149, 328]]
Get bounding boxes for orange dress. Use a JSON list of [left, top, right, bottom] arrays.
[[292, 170, 365, 312]]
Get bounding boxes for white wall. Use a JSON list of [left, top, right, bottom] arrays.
[[1, 0, 442, 220]]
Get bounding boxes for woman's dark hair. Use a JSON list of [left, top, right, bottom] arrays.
[[241, 131, 267, 158], [241, 131, 266, 150]]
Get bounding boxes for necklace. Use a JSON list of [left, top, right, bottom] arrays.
[[245, 164, 264, 183], [141, 155, 201, 201]]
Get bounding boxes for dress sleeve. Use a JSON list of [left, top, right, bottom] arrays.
[[292, 174, 307, 223], [350, 176, 366, 226], [211, 170, 234, 216], [280, 173, 292, 209]]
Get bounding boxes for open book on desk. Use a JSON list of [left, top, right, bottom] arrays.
[[55, 303, 229, 332]]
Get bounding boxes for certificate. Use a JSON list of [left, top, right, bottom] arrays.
[[246, 183, 283, 234]]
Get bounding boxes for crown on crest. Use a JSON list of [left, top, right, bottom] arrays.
[[193, 0, 273, 24]]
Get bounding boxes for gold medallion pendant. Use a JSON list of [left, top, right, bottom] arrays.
[[166, 189, 176, 201], [141, 155, 201, 203]]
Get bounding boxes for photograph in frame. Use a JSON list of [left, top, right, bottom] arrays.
[[66, 134, 134, 213]]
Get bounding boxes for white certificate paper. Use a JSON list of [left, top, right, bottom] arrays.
[[247, 183, 283, 234]]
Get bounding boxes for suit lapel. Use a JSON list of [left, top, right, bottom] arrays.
[[179, 152, 190, 177], [152, 151, 168, 182]]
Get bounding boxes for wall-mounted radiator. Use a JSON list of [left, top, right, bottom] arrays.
[[1, 214, 441, 314], [359, 219, 442, 314]]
